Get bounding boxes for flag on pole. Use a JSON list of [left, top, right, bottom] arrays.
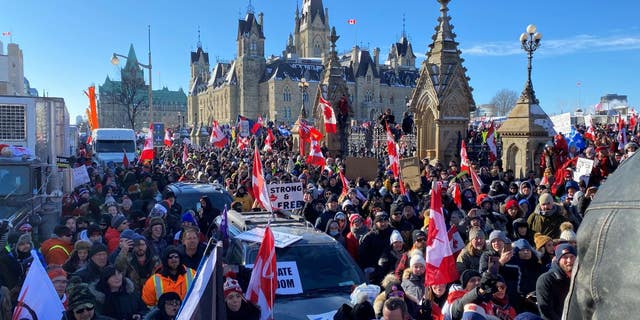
[[182, 144, 189, 163], [347, 19, 356, 25], [1, 32, 10, 36], [252, 146, 273, 212], [164, 129, 173, 147], [251, 116, 265, 135], [584, 116, 596, 141], [220, 204, 229, 241], [139, 124, 154, 163], [460, 140, 471, 174], [176, 245, 222, 319], [386, 126, 399, 178], [320, 97, 337, 133], [12, 252, 65, 319], [486, 122, 497, 162], [452, 182, 462, 209], [263, 128, 275, 152], [122, 149, 130, 168], [448, 225, 465, 259], [617, 115, 627, 150], [306, 138, 326, 167], [237, 137, 250, 150], [246, 225, 277, 320], [425, 181, 459, 285], [210, 120, 228, 148]]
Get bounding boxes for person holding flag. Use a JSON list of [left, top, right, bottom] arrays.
[[252, 145, 273, 212], [245, 225, 276, 320], [139, 123, 155, 164]]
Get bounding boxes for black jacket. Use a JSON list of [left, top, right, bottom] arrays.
[[536, 262, 569, 320], [358, 227, 393, 270]]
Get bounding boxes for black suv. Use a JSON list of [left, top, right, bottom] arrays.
[[218, 211, 366, 319], [164, 182, 233, 213]]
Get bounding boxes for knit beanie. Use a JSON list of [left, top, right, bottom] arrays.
[[512, 239, 534, 253], [409, 254, 426, 267], [17, 233, 32, 246], [505, 199, 519, 210], [534, 233, 552, 250], [161, 245, 181, 266], [67, 279, 96, 312], [349, 214, 363, 227], [488, 230, 506, 243], [555, 243, 577, 259], [462, 303, 488, 320], [389, 230, 403, 245], [539, 193, 554, 205], [182, 211, 197, 224], [148, 217, 165, 229], [468, 227, 485, 241], [412, 229, 427, 242], [88, 242, 108, 258], [120, 229, 136, 241], [460, 269, 481, 289], [223, 276, 243, 298], [47, 266, 67, 281], [111, 214, 127, 229], [560, 229, 577, 242]]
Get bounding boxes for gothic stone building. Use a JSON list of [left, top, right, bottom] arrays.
[[98, 45, 187, 129], [188, 0, 419, 126]]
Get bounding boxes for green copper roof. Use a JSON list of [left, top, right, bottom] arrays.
[[125, 44, 140, 71]]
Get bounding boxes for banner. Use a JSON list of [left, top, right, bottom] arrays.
[[399, 157, 421, 191], [550, 113, 572, 135], [72, 165, 91, 188], [268, 182, 304, 211], [573, 157, 594, 185]]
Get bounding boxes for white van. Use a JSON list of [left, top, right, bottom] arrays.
[[91, 128, 137, 167]]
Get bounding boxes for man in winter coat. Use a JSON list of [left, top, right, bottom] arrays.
[[40, 225, 74, 266], [358, 212, 393, 277], [527, 192, 568, 239], [73, 243, 111, 284], [141, 246, 196, 307], [536, 243, 575, 320]]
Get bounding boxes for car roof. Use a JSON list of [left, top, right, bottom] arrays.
[[167, 182, 227, 194], [239, 226, 337, 249]]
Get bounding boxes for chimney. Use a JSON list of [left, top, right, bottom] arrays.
[[373, 47, 380, 66]]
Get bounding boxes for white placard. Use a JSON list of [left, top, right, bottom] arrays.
[[275, 261, 303, 295], [268, 182, 304, 210], [239, 119, 250, 137], [550, 112, 572, 135], [72, 165, 91, 188], [236, 228, 303, 248], [573, 157, 594, 185], [306, 311, 337, 320]]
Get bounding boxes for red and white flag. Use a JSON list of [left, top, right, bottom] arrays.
[[448, 225, 465, 259], [320, 97, 337, 133], [122, 149, 130, 168], [425, 181, 459, 285], [139, 124, 154, 163], [246, 225, 277, 320], [386, 126, 399, 178], [347, 19, 356, 25], [182, 144, 189, 163], [252, 146, 273, 212], [12, 252, 65, 320], [339, 171, 349, 197], [486, 122, 497, 162], [452, 182, 462, 209], [1, 32, 10, 36], [238, 137, 250, 150], [306, 138, 326, 167], [263, 128, 275, 152], [617, 115, 627, 150], [460, 140, 471, 174], [164, 129, 173, 147], [210, 120, 228, 148], [251, 116, 264, 134], [585, 117, 596, 141]]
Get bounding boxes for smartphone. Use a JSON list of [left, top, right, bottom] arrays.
[[196, 202, 202, 212], [488, 256, 500, 275]]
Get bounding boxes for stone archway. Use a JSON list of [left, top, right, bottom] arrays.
[[506, 143, 521, 178]]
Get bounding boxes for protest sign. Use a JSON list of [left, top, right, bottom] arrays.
[[268, 182, 304, 210], [72, 165, 91, 188]]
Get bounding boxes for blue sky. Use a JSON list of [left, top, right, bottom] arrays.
[[3, 0, 639, 124]]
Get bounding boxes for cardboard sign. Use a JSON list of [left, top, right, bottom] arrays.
[[275, 261, 303, 295], [236, 228, 303, 248], [72, 165, 91, 188], [573, 157, 594, 185], [550, 113, 572, 135], [399, 157, 422, 191], [268, 182, 304, 210], [344, 157, 378, 181]]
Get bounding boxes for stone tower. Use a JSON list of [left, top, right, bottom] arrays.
[[236, 8, 266, 118], [313, 27, 351, 156], [409, 0, 475, 163], [189, 31, 210, 90], [497, 62, 555, 178], [388, 19, 416, 71], [294, 0, 330, 58]]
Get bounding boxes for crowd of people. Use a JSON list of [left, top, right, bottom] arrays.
[[0, 117, 636, 320]]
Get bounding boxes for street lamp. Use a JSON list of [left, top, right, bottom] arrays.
[[298, 77, 309, 119], [112, 25, 153, 125], [519, 24, 542, 103]]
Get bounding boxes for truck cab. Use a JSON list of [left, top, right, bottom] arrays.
[[91, 128, 137, 167]]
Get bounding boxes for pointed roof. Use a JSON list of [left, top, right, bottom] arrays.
[[427, 0, 461, 66], [190, 47, 209, 64], [302, 0, 326, 24], [125, 44, 140, 71], [392, 36, 416, 59], [238, 12, 265, 40]]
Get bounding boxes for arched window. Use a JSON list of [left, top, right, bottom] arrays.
[[313, 42, 321, 56], [365, 90, 373, 102], [303, 92, 308, 103], [250, 40, 257, 55], [283, 87, 291, 102]]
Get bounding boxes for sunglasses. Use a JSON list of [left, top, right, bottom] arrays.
[[416, 238, 426, 242], [392, 212, 402, 216], [168, 254, 180, 259], [166, 300, 181, 306], [74, 306, 95, 313]]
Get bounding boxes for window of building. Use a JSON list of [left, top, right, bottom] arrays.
[[365, 90, 373, 102], [250, 40, 257, 55], [303, 92, 308, 103], [313, 43, 321, 56], [283, 87, 291, 102], [366, 75, 372, 82]]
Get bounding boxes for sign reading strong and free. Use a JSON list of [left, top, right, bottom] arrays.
[[268, 182, 304, 210]]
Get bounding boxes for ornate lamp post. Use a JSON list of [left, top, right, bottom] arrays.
[[298, 77, 309, 120], [519, 24, 542, 104], [112, 25, 153, 125]]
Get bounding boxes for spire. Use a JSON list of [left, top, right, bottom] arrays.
[[402, 13, 406, 38], [295, 1, 299, 18], [247, 0, 255, 14], [124, 44, 140, 71], [197, 25, 202, 49], [427, 0, 460, 65]]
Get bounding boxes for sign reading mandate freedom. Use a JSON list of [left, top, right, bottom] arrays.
[[268, 182, 304, 210]]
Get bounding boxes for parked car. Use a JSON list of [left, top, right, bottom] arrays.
[[164, 182, 233, 213], [218, 211, 366, 319]]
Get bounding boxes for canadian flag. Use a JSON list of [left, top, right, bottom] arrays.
[[306, 138, 326, 167], [139, 124, 154, 163], [617, 115, 627, 150], [486, 122, 497, 162], [252, 146, 273, 212], [339, 171, 350, 197], [163, 129, 173, 147], [210, 120, 228, 148], [320, 97, 337, 134], [182, 144, 189, 163], [460, 140, 471, 174], [452, 182, 462, 209], [585, 117, 596, 141], [448, 224, 465, 259], [251, 116, 264, 135], [425, 181, 459, 285], [245, 225, 277, 320], [238, 137, 250, 150], [263, 128, 275, 152], [347, 19, 356, 25], [386, 126, 399, 178], [122, 149, 130, 168]]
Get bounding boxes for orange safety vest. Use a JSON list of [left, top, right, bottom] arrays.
[[151, 269, 195, 300]]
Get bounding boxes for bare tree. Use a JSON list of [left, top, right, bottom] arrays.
[[105, 68, 147, 130], [490, 89, 518, 116]]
